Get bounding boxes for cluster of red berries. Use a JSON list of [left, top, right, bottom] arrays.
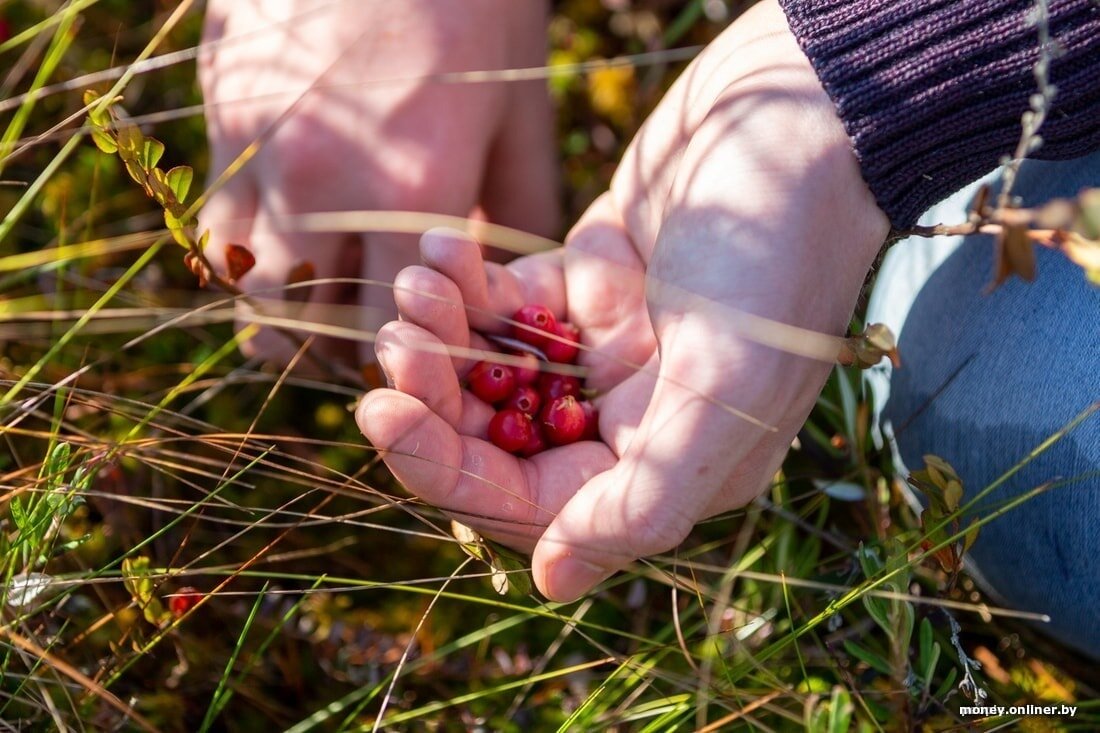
[[468, 305, 598, 456]]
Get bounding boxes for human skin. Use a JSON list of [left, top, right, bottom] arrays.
[[356, 0, 892, 602], [198, 0, 559, 366]]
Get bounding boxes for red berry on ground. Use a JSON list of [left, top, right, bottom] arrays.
[[540, 395, 587, 446], [580, 400, 600, 441], [488, 409, 535, 454], [538, 372, 581, 401], [467, 361, 516, 404], [504, 385, 541, 416], [512, 304, 557, 348], [169, 587, 202, 617], [544, 322, 581, 364]]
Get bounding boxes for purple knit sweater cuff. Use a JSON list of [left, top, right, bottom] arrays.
[[778, 0, 1100, 229]]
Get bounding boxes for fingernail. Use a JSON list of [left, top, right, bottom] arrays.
[[375, 345, 395, 389], [546, 555, 611, 603]]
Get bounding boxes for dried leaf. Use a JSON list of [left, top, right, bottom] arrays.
[[991, 222, 1036, 289], [183, 251, 209, 288], [962, 521, 981, 554], [836, 323, 900, 369], [451, 520, 488, 563], [1056, 230, 1100, 271], [1078, 188, 1100, 239], [225, 244, 256, 283], [6, 573, 54, 608], [285, 261, 316, 303]]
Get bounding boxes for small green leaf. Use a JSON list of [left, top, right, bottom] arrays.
[[842, 640, 892, 676], [140, 137, 165, 170], [923, 640, 941, 691], [116, 124, 143, 156], [919, 617, 934, 668], [165, 165, 193, 203], [90, 127, 118, 154], [490, 550, 532, 596], [123, 158, 146, 186], [826, 686, 852, 733], [962, 520, 981, 554]]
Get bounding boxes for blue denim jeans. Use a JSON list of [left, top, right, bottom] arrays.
[[866, 152, 1100, 659]]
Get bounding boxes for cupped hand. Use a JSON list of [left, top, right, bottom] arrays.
[[357, 0, 891, 602], [199, 0, 558, 366]]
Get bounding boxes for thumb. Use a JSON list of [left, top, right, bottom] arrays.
[[531, 315, 774, 602]]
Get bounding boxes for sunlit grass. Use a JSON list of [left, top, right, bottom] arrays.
[[0, 1, 1096, 731]]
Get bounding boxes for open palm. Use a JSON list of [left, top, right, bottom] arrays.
[[358, 0, 890, 601]]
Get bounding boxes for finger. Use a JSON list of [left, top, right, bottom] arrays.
[[420, 228, 524, 334], [357, 389, 615, 552], [420, 228, 569, 334], [391, 265, 471, 372], [374, 321, 464, 428]]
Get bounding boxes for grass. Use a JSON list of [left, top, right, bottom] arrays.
[[1, 1, 1097, 731]]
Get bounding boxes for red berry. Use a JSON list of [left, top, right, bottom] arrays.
[[540, 395, 586, 446], [488, 409, 535, 453], [544, 322, 581, 364], [510, 352, 541, 387], [580, 401, 600, 441], [538, 372, 581, 401], [169, 587, 202, 617], [519, 426, 548, 457], [512, 304, 557, 348], [467, 361, 515, 404], [503, 385, 541, 416]]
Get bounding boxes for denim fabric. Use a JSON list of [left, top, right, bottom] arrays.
[[870, 152, 1100, 659]]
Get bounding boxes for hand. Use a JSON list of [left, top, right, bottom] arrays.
[[198, 0, 558, 366], [357, 0, 890, 601]]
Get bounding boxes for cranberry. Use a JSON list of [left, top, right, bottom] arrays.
[[544, 322, 581, 364], [512, 304, 557, 348], [467, 361, 515, 404], [169, 587, 202, 617], [488, 409, 535, 454], [510, 352, 541, 387], [538, 372, 581, 401], [580, 400, 600, 441], [519, 426, 548, 457], [504, 385, 541, 416], [540, 395, 587, 446]]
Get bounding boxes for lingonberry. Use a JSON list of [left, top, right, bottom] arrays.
[[540, 395, 587, 446], [544, 321, 581, 364], [512, 304, 557, 348], [488, 409, 535, 454], [580, 400, 600, 441], [169, 587, 202, 617], [538, 372, 581, 401], [504, 385, 541, 416], [467, 361, 515, 404]]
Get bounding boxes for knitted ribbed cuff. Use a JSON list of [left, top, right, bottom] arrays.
[[778, 0, 1100, 229]]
